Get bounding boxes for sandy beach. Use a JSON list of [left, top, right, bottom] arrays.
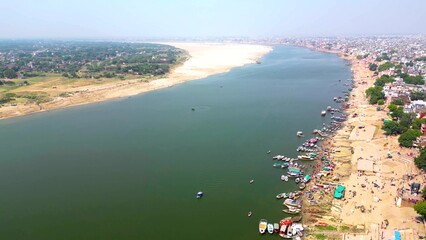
[[0, 43, 272, 120], [302, 47, 425, 239]]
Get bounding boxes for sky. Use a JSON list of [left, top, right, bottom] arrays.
[[1, 0, 425, 39]]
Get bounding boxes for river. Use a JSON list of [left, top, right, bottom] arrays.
[[0, 46, 351, 239]]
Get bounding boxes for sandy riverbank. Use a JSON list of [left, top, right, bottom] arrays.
[[0, 43, 272, 120], [303, 46, 425, 239]]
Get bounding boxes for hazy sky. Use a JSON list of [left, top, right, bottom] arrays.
[[1, 0, 425, 39]]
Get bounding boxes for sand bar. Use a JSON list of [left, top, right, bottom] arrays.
[[0, 43, 272, 120]]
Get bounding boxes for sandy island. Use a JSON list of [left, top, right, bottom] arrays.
[[0, 43, 272, 120]]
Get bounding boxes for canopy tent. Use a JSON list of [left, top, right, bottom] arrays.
[[334, 185, 345, 199]]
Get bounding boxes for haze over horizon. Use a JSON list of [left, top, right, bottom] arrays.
[[1, 0, 426, 39]]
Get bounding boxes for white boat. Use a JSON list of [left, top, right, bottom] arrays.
[[274, 223, 279, 233], [248, 211, 252, 217], [296, 131, 304, 137], [259, 219, 267, 234], [281, 175, 289, 181], [321, 110, 326, 116], [196, 191, 203, 199], [267, 223, 274, 234], [249, 179, 254, 184]]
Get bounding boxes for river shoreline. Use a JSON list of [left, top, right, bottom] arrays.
[[298, 45, 426, 239], [0, 43, 272, 121]]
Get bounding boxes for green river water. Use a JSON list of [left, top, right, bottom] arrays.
[[0, 46, 352, 239]]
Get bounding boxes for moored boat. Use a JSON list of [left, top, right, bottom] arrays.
[[296, 131, 304, 137], [299, 183, 306, 190], [321, 110, 326, 116], [274, 223, 279, 233], [276, 193, 288, 199], [281, 175, 289, 181], [267, 223, 274, 234], [283, 206, 301, 214], [259, 219, 267, 234]]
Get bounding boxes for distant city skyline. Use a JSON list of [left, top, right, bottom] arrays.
[[1, 0, 426, 39]]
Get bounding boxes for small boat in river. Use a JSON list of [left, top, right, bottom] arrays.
[[321, 110, 327, 116], [276, 193, 288, 199], [283, 206, 301, 214], [267, 223, 274, 234], [196, 191, 203, 199], [249, 179, 254, 184], [248, 211, 252, 217], [281, 175, 289, 181], [259, 219, 267, 234], [274, 223, 280, 233], [297, 131, 304, 137]]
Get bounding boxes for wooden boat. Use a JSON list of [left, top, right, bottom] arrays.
[[291, 215, 302, 222], [267, 223, 274, 234], [283, 207, 301, 214], [259, 219, 267, 234], [276, 193, 288, 199], [299, 183, 306, 190], [273, 162, 282, 168], [273, 223, 279, 233], [283, 199, 302, 208], [321, 110, 326, 116]]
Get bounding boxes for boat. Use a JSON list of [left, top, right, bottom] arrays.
[[259, 219, 267, 234], [297, 154, 315, 160], [283, 199, 302, 208], [299, 183, 306, 190], [321, 110, 326, 116], [267, 150, 271, 154], [273, 162, 282, 168], [267, 223, 274, 234], [283, 207, 301, 214], [248, 211, 252, 217], [274, 223, 279, 233], [196, 191, 203, 199], [295, 178, 301, 183], [281, 175, 289, 181], [296, 131, 304, 137], [326, 106, 332, 111], [291, 215, 302, 222], [249, 179, 254, 184], [276, 193, 288, 199], [279, 224, 287, 238], [303, 174, 310, 183]]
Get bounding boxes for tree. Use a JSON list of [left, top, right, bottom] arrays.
[[391, 98, 404, 106], [415, 148, 426, 170], [3, 68, 17, 79], [412, 118, 426, 130], [365, 86, 385, 104], [390, 106, 404, 119], [382, 121, 404, 135], [378, 62, 394, 72], [374, 75, 394, 87], [369, 63, 378, 71], [403, 75, 425, 85], [400, 113, 417, 129], [398, 129, 422, 147], [410, 91, 426, 101], [377, 99, 384, 105], [414, 201, 426, 218], [422, 187, 426, 198]]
